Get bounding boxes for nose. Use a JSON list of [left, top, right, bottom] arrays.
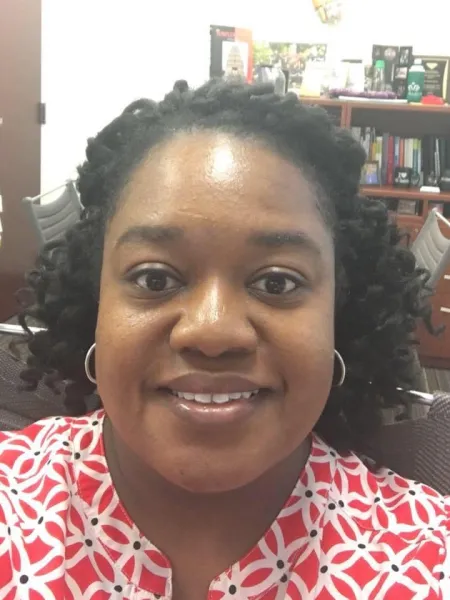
[[169, 279, 258, 358]]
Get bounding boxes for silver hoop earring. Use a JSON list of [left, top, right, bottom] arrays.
[[334, 349, 346, 387], [84, 342, 97, 384]]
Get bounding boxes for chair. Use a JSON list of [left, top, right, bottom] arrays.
[[411, 208, 450, 288], [0, 323, 45, 336], [0, 348, 99, 430], [22, 180, 82, 246], [365, 391, 450, 495], [0, 181, 81, 337], [0, 347, 70, 428]]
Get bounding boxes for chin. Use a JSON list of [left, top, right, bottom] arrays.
[[163, 462, 266, 495]]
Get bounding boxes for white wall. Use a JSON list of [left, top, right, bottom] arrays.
[[41, 0, 450, 197]]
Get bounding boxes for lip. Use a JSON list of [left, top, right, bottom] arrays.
[[156, 373, 275, 427], [159, 388, 271, 427], [159, 373, 270, 395]]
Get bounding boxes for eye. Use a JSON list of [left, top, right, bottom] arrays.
[[250, 270, 305, 296], [129, 265, 182, 295]]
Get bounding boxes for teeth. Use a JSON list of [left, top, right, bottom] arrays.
[[193, 394, 211, 404], [172, 391, 258, 404], [212, 394, 230, 404]]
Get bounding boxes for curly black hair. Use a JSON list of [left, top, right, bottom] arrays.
[[19, 79, 432, 450]]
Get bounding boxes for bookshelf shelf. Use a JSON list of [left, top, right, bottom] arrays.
[[301, 97, 345, 108], [361, 185, 450, 202], [347, 100, 450, 114], [387, 211, 424, 227]]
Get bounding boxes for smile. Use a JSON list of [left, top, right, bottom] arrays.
[[169, 390, 259, 404]]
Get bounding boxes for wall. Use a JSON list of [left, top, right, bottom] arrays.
[[41, 0, 450, 198]]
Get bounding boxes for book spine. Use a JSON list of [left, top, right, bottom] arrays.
[[381, 133, 389, 184], [418, 139, 422, 184], [364, 128, 371, 157], [376, 136, 383, 173], [407, 138, 414, 169], [387, 135, 395, 185], [435, 138, 441, 179], [413, 138, 418, 174], [394, 136, 400, 168]]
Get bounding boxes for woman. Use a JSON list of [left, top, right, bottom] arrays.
[[0, 80, 448, 599]]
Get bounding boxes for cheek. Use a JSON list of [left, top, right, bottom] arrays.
[[272, 295, 335, 372], [270, 296, 335, 421], [94, 295, 164, 394]]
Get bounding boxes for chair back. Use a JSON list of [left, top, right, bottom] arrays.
[[411, 209, 450, 288], [366, 391, 450, 495], [22, 180, 81, 246], [0, 348, 99, 430]]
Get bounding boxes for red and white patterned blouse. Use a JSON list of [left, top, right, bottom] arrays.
[[0, 410, 449, 599]]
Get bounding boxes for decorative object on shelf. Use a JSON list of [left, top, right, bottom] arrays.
[[372, 60, 386, 92], [414, 56, 450, 101], [252, 42, 327, 94], [393, 65, 408, 99], [426, 171, 439, 187], [411, 171, 421, 187], [361, 162, 380, 186], [254, 64, 286, 95], [420, 185, 441, 194], [394, 46, 413, 100], [210, 25, 253, 83], [399, 47, 413, 67], [340, 59, 365, 93], [300, 62, 329, 97], [398, 199, 419, 215], [329, 89, 398, 100], [312, 0, 343, 25], [372, 45, 399, 90], [422, 95, 445, 105], [394, 167, 413, 188], [440, 169, 450, 192]]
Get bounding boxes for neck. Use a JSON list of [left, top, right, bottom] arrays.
[[103, 418, 310, 577]]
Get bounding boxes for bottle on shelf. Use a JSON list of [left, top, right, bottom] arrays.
[[407, 59, 425, 103], [254, 63, 286, 95]]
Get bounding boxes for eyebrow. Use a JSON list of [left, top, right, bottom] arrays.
[[115, 225, 322, 257], [249, 230, 322, 257], [115, 225, 184, 249]]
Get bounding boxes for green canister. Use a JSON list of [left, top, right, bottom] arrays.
[[407, 58, 425, 102]]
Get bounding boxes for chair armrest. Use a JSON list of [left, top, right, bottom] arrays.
[[0, 324, 46, 336]]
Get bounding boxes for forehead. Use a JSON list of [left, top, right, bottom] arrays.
[[108, 131, 331, 244]]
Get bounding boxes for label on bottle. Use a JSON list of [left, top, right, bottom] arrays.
[[407, 80, 422, 101]]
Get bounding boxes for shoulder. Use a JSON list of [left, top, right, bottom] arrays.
[[0, 410, 104, 466], [329, 441, 449, 531], [0, 411, 106, 591], [0, 411, 105, 501], [327, 439, 450, 591]]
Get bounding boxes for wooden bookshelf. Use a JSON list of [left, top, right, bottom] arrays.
[[303, 97, 450, 368], [361, 185, 450, 202], [346, 100, 450, 115]]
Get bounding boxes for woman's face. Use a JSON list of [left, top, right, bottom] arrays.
[[96, 132, 336, 493]]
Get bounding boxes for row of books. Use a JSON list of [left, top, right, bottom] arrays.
[[351, 127, 450, 186]]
